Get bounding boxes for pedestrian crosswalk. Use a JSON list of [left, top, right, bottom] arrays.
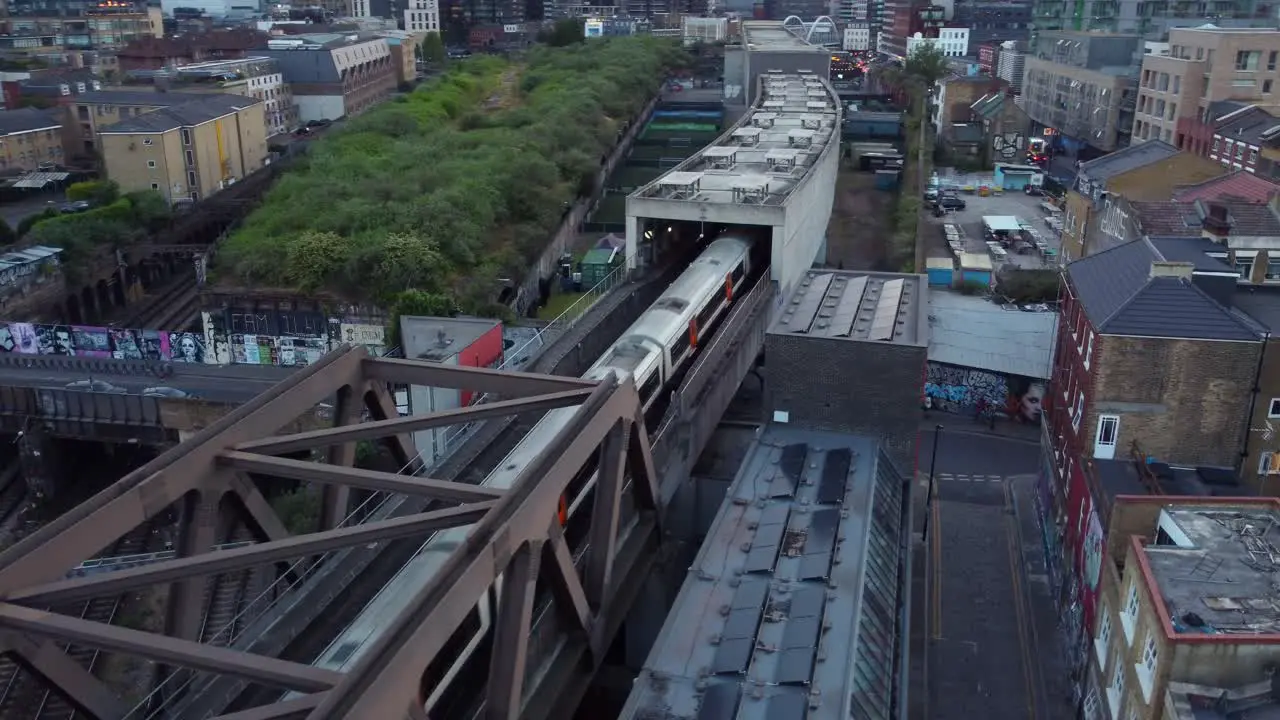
[[937, 473, 1006, 483]]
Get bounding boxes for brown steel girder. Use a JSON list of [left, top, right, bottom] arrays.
[[0, 345, 661, 720]]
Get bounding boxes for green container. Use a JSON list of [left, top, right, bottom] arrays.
[[580, 248, 620, 287]]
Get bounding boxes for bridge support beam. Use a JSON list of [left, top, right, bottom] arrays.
[[320, 383, 360, 530], [167, 486, 221, 643], [5, 633, 128, 720]]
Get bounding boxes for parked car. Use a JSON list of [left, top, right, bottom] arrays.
[[142, 386, 189, 398], [65, 379, 127, 394], [1024, 185, 1045, 196], [936, 194, 966, 210]]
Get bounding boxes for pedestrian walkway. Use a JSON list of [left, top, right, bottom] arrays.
[[920, 415, 1043, 445], [915, 473, 1074, 720]]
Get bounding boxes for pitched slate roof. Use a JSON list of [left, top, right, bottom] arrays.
[[1174, 170, 1280, 203], [1130, 198, 1280, 237], [1079, 140, 1181, 181], [1213, 105, 1280, 146], [1146, 236, 1234, 272], [1066, 238, 1259, 341], [0, 108, 60, 136], [97, 94, 260, 133]]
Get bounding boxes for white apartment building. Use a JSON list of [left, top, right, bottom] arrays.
[[170, 57, 296, 137], [405, 0, 440, 33], [844, 24, 871, 51], [996, 41, 1025, 90], [906, 27, 969, 58]]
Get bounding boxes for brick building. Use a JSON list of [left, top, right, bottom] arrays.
[[764, 269, 928, 471], [113, 29, 267, 73], [1133, 27, 1280, 151], [258, 34, 395, 124], [1064, 141, 1224, 259], [1085, 497, 1280, 720]]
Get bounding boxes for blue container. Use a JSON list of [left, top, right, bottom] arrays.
[[875, 170, 900, 190]]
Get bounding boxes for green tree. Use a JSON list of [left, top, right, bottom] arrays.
[[271, 488, 320, 535], [17, 207, 59, 237], [65, 179, 119, 206], [420, 31, 446, 66]]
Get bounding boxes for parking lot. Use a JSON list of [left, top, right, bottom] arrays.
[[924, 182, 1064, 270]]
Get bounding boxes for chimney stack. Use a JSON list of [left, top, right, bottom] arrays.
[[1202, 202, 1232, 242], [1150, 261, 1195, 280]]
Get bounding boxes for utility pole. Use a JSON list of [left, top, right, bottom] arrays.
[[922, 423, 943, 541]]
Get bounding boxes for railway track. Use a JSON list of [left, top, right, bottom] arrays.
[[199, 525, 261, 648], [0, 520, 168, 720], [118, 274, 199, 332]]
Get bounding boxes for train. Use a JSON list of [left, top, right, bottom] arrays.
[[293, 233, 757, 716]]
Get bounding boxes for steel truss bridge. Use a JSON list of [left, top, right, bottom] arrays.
[[0, 270, 777, 720]]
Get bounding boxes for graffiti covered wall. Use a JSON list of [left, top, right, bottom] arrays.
[[923, 361, 1047, 422], [201, 302, 389, 368], [0, 322, 211, 362]]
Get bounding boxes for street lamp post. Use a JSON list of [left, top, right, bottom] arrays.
[[922, 423, 943, 541]]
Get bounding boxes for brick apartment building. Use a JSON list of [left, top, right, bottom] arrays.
[[1039, 230, 1280, 704], [113, 28, 267, 73], [1063, 142, 1224, 259], [1135, 27, 1280, 153]]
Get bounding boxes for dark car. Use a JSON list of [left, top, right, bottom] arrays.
[[936, 194, 966, 210], [1024, 185, 1045, 196]]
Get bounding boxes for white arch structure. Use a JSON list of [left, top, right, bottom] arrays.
[[781, 15, 840, 46]]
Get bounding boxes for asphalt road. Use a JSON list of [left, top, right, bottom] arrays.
[[914, 428, 1073, 720], [0, 359, 294, 403]]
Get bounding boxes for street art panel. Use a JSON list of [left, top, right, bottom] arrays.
[[0, 322, 175, 360], [203, 309, 340, 367], [71, 326, 113, 358], [923, 361, 1046, 423], [168, 332, 205, 363]]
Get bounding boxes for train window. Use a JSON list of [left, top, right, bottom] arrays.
[[696, 298, 719, 333], [670, 331, 691, 362], [731, 263, 744, 285], [421, 604, 483, 708], [639, 370, 662, 405]]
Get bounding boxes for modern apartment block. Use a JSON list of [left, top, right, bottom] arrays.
[[1131, 27, 1280, 155], [405, 0, 441, 33], [1030, 0, 1278, 43], [949, 0, 1032, 46], [161, 57, 298, 138], [258, 34, 396, 123], [1087, 497, 1280, 720], [1021, 31, 1140, 152], [0, 4, 162, 65], [0, 108, 63, 174], [996, 40, 1026, 89], [97, 94, 268, 204]]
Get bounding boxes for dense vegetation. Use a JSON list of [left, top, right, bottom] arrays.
[[18, 180, 171, 276], [216, 37, 688, 312]]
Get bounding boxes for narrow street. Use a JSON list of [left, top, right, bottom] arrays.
[[911, 425, 1074, 720]]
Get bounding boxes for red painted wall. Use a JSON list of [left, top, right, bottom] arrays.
[[454, 323, 503, 406]]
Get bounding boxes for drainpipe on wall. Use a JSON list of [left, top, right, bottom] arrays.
[[1241, 330, 1270, 488]]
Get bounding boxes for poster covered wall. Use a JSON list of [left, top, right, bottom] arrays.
[[924, 362, 1047, 422], [202, 310, 385, 367], [0, 322, 191, 361]]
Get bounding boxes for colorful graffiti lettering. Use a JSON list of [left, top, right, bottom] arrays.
[[924, 362, 1047, 423]]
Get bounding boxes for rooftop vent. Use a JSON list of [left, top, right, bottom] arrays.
[[1150, 261, 1195, 280]]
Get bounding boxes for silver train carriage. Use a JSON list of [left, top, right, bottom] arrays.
[[295, 234, 755, 715]]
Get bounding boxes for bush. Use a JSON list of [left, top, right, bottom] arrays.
[[216, 38, 689, 311], [66, 180, 119, 206], [995, 268, 1060, 303], [22, 191, 170, 272], [17, 207, 60, 237]]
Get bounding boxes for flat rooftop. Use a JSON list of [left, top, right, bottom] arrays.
[[633, 73, 838, 207], [620, 425, 906, 720], [1166, 679, 1280, 720], [400, 315, 498, 362], [770, 269, 926, 346], [1144, 506, 1280, 636], [928, 292, 1055, 379], [742, 20, 822, 51]]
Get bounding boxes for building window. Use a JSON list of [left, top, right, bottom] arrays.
[[1236, 50, 1260, 71], [1120, 580, 1139, 643], [147, 160, 155, 169], [1082, 686, 1101, 720], [1237, 256, 1254, 280], [1251, 148, 1260, 164], [1213, 137, 1221, 153], [1172, 75, 1180, 94], [150, 182, 159, 190], [187, 171, 197, 188], [185, 150, 194, 166], [1107, 649, 1126, 716], [1072, 390, 1084, 433], [1094, 603, 1112, 665], [1258, 451, 1279, 476], [1267, 80, 1274, 94], [1237, 144, 1247, 161], [1270, 50, 1278, 71], [1136, 633, 1158, 701], [1084, 330, 1094, 369], [181, 128, 192, 145], [1268, 398, 1280, 418], [141, 137, 153, 146]]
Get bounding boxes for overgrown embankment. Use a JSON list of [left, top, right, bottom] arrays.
[[215, 38, 689, 314]]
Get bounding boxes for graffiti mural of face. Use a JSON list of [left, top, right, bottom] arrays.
[[179, 334, 200, 363], [1021, 382, 1046, 422]]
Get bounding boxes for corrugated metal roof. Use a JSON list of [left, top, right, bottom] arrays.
[[11, 172, 69, 188], [1079, 140, 1180, 181], [927, 292, 1056, 379]]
